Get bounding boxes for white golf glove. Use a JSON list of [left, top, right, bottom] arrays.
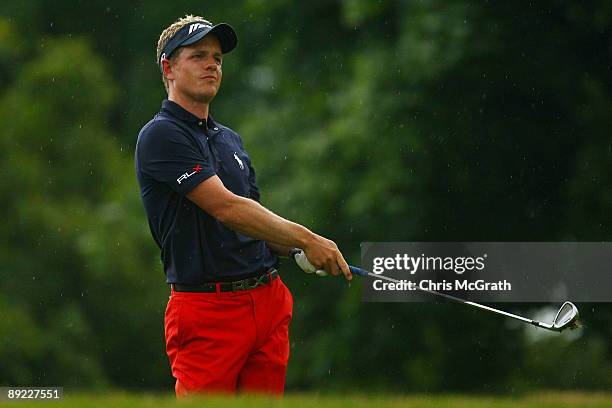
[[289, 248, 328, 277]]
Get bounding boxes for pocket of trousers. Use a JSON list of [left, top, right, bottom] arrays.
[[165, 297, 186, 360]]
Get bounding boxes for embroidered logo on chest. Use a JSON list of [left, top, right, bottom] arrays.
[[233, 152, 245, 170]]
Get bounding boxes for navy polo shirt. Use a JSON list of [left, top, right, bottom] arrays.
[[135, 99, 277, 283]]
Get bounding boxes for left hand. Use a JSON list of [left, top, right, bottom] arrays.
[[289, 248, 328, 277]]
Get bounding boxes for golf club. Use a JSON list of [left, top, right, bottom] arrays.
[[348, 266, 581, 332]]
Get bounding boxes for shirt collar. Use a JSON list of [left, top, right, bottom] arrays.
[[161, 99, 217, 129]]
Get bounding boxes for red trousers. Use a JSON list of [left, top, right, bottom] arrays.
[[164, 276, 293, 396]]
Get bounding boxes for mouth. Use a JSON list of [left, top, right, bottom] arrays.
[[202, 76, 217, 81]]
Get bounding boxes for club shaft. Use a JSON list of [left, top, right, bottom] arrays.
[[349, 266, 550, 328]]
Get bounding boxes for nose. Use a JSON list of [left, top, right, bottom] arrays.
[[205, 63, 220, 75], [204, 56, 221, 72]]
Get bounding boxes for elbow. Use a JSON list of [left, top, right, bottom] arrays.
[[186, 177, 244, 224], [214, 204, 232, 224], [211, 196, 240, 225]]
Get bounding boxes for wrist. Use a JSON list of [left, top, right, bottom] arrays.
[[295, 226, 316, 250]]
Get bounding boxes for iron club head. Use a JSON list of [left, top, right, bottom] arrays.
[[552, 301, 581, 332]]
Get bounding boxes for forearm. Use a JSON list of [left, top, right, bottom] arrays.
[[218, 195, 315, 249], [186, 176, 350, 278]]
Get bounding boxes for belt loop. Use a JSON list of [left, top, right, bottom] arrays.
[[215, 282, 221, 296]]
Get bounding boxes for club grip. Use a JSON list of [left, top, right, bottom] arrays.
[[349, 265, 369, 277]]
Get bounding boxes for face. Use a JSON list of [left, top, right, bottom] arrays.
[[165, 35, 223, 104]]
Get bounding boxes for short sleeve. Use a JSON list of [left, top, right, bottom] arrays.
[[136, 120, 215, 195]]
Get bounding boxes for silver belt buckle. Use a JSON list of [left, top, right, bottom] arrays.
[[231, 279, 250, 291], [231, 270, 274, 292]]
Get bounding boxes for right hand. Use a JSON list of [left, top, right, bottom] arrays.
[[302, 235, 352, 281]]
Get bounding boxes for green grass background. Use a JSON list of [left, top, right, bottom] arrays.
[[3, 392, 612, 408]]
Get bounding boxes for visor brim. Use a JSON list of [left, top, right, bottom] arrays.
[[180, 23, 238, 54]]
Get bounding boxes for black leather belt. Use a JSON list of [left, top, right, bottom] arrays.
[[171, 269, 279, 293]]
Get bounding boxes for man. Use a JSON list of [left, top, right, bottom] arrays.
[[134, 15, 351, 397]]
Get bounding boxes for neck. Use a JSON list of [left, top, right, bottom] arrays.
[[168, 92, 209, 120]]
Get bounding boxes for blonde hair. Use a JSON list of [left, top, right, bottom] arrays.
[[156, 14, 213, 92]]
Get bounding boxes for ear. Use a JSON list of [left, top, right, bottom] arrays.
[[161, 58, 176, 81]]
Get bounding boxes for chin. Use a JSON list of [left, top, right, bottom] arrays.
[[189, 90, 217, 104]]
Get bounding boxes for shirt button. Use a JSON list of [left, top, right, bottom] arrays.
[[213, 127, 219, 131], [198, 121, 204, 126]]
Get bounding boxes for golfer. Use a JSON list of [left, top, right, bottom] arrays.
[[135, 15, 351, 396]]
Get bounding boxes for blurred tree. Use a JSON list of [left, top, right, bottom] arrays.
[[0, 33, 166, 388]]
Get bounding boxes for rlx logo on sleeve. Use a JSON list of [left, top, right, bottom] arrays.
[[177, 164, 203, 184]]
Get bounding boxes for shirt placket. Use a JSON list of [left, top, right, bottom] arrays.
[[198, 121, 220, 172]]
